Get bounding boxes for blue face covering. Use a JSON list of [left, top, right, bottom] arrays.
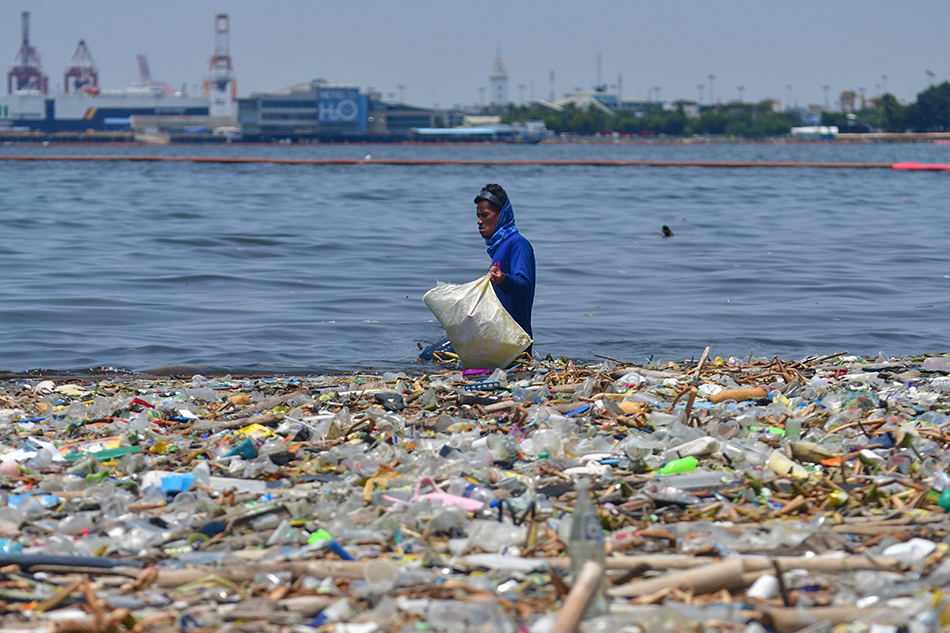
[[485, 196, 519, 258]]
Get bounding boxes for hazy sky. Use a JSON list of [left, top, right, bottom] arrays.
[[6, 1, 949, 109]]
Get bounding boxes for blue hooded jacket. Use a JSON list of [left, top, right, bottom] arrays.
[[485, 196, 536, 337]]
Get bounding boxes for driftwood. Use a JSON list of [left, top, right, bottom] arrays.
[[551, 560, 604, 633], [540, 553, 902, 574], [607, 554, 903, 598], [193, 411, 286, 432], [153, 560, 368, 588], [761, 605, 889, 633], [709, 386, 768, 404]]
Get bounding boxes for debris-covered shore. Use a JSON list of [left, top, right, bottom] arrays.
[[2, 350, 950, 633]]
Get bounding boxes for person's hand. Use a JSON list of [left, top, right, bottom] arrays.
[[488, 262, 506, 286]]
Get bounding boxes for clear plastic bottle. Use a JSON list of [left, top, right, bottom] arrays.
[[447, 477, 497, 506], [569, 478, 608, 617]]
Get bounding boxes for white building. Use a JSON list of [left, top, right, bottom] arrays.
[[489, 55, 508, 106]]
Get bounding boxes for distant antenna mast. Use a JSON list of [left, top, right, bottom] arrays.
[[7, 11, 48, 94], [64, 40, 98, 92]]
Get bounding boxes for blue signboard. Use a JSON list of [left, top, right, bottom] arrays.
[[318, 88, 363, 125]]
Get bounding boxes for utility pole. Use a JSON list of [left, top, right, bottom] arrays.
[[697, 84, 704, 104], [708, 74, 715, 105], [737, 85, 744, 103]]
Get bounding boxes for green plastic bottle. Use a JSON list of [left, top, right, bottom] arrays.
[[658, 456, 699, 475]]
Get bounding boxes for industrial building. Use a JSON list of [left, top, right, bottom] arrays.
[[236, 80, 437, 142]]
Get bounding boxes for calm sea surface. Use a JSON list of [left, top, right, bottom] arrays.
[[1, 141, 947, 374]]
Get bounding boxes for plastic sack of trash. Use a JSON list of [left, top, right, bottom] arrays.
[[423, 274, 532, 369]]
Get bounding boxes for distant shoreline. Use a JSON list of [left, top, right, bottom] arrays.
[[3, 131, 950, 147]]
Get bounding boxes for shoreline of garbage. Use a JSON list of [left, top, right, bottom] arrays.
[[1, 350, 950, 632]]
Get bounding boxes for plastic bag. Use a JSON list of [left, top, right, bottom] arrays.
[[423, 274, 532, 369]]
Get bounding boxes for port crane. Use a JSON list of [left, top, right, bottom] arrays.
[[203, 13, 236, 116], [64, 40, 98, 93], [7, 11, 48, 94], [136, 54, 175, 97]]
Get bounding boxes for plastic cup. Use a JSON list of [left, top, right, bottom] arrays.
[[362, 559, 396, 593]]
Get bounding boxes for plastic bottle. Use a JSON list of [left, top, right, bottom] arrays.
[[447, 477, 497, 507], [568, 478, 608, 618], [923, 357, 950, 372], [658, 456, 699, 475], [512, 387, 541, 404], [192, 461, 211, 488]]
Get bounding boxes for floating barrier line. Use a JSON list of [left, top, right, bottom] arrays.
[[1, 155, 949, 170]]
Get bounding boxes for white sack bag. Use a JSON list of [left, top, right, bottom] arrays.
[[423, 274, 532, 369]]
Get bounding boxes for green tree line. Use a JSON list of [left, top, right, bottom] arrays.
[[823, 81, 950, 133], [500, 81, 950, 137], [502, 101, 803, 138]]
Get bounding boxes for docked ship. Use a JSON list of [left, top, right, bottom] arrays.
[[2, 11, 216, 137], [0, 86, 210, 133]]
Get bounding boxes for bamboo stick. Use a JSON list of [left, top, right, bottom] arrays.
[[761, 605, 888, 633], [551, 560, 604, 633]]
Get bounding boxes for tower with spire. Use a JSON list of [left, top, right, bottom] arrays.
[[489, 50, 508, 107]]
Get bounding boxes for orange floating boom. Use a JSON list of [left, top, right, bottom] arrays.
[[0, 155, 946, 170]]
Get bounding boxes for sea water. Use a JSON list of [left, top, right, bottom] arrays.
[[0, 141, 947, 374]]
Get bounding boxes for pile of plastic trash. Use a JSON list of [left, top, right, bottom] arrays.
[[1, 350, 950, 632]]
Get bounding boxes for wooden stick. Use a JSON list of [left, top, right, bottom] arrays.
[[540, 554, 902, 574], [152, 560, 369, 587], [683, 386, 698, 421], [482, 400, 516, 413], [608, 558, 759, 598], [762, 605, 887, 633], [709, 386, 768, 404], [692, 346, 711, 378], [551, 560, 604, 633], [193, 411, 285, 431], [35, 578, 85, 613]]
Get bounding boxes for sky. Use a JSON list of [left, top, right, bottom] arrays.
[[5, 1, 949, 110]]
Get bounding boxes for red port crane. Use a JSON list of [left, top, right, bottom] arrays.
[[7, 11, 48, 94], [64, 39, 99, 93], [136, 53, 175, 97]]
